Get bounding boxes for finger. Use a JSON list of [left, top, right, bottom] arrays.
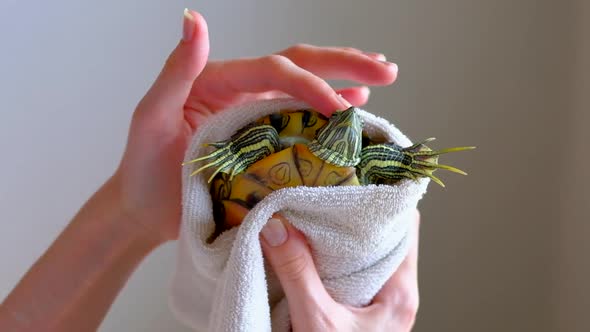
[[335, 86, 371, 106], [260, 215, 334, 310], [237, 86, 369, 108], [372, 209, 420, 329], [138, 9, 210, 120], [278, 44, 398, 85], [323, 46, 387, 61], [209, 55, 351, 115], [363, 52, 388, 62]]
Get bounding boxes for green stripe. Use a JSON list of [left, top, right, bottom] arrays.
[[309, 107, 363, 167], [359, 143, 422, 185], [187, 124, 281, 182]]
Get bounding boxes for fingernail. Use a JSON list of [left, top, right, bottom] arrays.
[[361, 86, 371, 97], [183, 8, 196, 42], [336, 94, 352, 108], [261, 218, 288, 247], [383, 61, 398, 72], [365, 52, 387, 61]]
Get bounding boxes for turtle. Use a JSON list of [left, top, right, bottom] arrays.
[[184, 107, 474, 233]]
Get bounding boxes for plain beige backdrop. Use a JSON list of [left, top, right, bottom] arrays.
[[0, 1, 587, 331]]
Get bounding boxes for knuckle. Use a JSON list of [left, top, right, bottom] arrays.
[[281, 43, 312, 57], [274, 252, 309, 282], [399, 306, 418, 331], [396, 291, 419, 330], [315, 305, 350, 331], [263, 54, 293, 70], [341, 46, 360, 53], [401, 286, 420, 312], [163, 50, 180, 72], [291, 42, 312, 50], [317, 311, 341, 332], [371, 303, 392, 326], [376, 286, 420, 331]]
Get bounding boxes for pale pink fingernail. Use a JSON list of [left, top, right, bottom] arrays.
[[365, 52, 387, 61], [383, 61, 398, 72], [261, 218, 288, 247], [183, 8, 196, 42]]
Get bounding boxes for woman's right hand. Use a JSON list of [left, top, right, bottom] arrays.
[[114, 9, 398, 244], [260, 211, 421, 332]]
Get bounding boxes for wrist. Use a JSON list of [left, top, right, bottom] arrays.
[[88, 174, 167, 252]]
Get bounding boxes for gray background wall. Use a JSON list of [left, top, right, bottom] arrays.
[[558, 1, 590, 331], [0, 1, 586, 331]]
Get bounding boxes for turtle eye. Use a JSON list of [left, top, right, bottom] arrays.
[[269, 113, 289, 132], [301, 110, 314, 128]]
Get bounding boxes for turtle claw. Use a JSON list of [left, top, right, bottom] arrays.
[[405, 140, 474, 186], [185, 144, 235, 182], [412, 160, 468, 176], [183, 125, 281, 183], [426, 173, 445, 188], [432, 163, 468, 175], [400, 162, 447, 187], [415, 146, 476, 156]]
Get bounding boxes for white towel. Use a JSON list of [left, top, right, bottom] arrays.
[[169, 98, 429, 332]]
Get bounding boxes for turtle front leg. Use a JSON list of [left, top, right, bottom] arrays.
[[358, 138, 475, 187], [183, 124, 281, 183]]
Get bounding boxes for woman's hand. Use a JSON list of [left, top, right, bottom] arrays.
[[260, 211, 421, 332], [114, 9, 398, 244]]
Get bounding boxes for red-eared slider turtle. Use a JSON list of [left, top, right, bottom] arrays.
[[184, 107, 473, 232]]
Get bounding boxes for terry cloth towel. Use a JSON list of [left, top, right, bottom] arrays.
[[169, 98, 429, 332]]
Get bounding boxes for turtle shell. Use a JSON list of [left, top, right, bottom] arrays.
[[209, 109, 363, 232]]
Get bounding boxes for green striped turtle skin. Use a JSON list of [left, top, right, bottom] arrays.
[[187, 124, 281, 183], [358, 138, 470, 187], [184, 107, 474, 232]]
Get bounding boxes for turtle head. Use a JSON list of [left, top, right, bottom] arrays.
[[308, 106, 364, 167], [358, 138, 476, 187]]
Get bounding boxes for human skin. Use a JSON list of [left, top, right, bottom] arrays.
[[261, 213, 420, 332], [0, 9, 418, 332]]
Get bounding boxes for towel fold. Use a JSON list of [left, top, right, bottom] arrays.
[[169, 98, 429, 332]]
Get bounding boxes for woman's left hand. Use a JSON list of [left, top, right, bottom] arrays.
[[261, 211, 421, 332], [114, 9, 398, 243]]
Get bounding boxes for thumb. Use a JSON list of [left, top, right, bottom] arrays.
[[139, 9, 209, 116], [260, 215, 333, 310]]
